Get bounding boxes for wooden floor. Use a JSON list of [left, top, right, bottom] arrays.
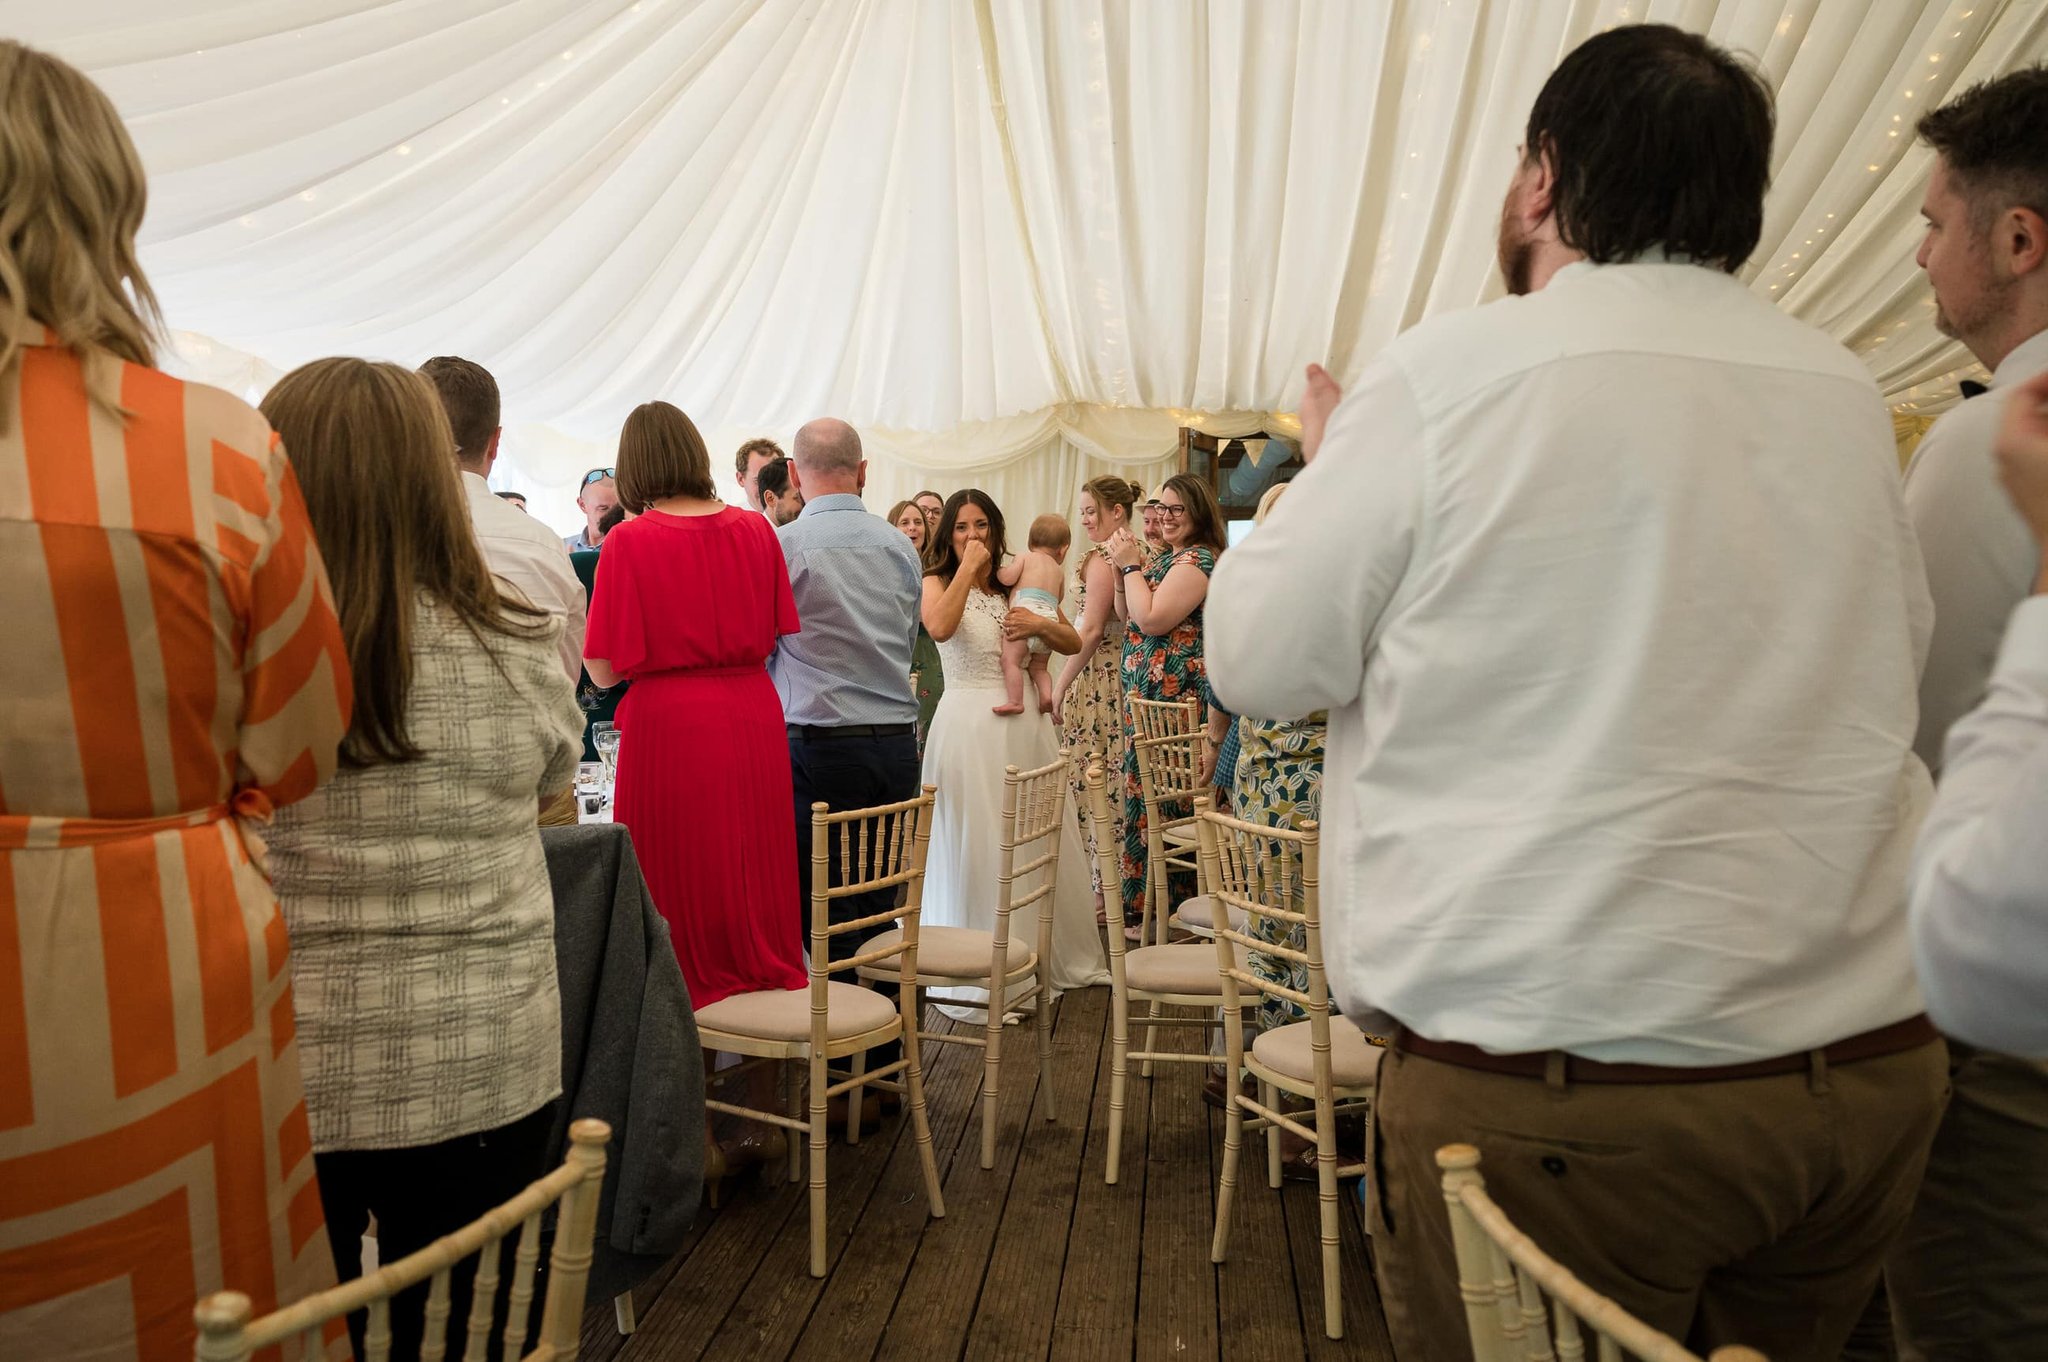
[[576, 982, 1396, 1362]]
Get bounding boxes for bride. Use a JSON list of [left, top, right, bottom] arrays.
[[921, 490, 1110, 1003]]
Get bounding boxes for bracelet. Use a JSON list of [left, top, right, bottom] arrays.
[[1119, 564, 1143, 577]]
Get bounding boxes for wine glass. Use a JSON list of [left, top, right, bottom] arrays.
[[592, 724, 620, 801]]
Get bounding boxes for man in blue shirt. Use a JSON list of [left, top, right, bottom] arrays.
[[773, 418, 923, 1082]]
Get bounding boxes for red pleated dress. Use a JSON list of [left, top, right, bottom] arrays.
[[584, 506, 807, 1007]]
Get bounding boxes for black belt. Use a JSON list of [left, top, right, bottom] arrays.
[[788, 723, 915, 740]]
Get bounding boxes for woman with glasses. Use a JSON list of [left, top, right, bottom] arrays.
[[1105, 474, 1229, 938]]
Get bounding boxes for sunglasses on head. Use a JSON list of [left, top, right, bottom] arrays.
[[581, 467, 615, 487]]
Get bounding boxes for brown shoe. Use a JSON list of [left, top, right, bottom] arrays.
[[718, 1127, 787, 1173], [824, 1092, 885, 1134], [1203, 1069, 1255, 1111]]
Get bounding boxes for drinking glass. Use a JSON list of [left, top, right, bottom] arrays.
[[592, 723, 620, 799]]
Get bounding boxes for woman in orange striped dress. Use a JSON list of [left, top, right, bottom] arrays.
[[0, 43, 352, 1362]]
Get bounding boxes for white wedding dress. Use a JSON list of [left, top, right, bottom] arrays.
[[921, 588, 1109, 1009]]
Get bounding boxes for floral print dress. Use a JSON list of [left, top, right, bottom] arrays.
[[1059, 547, 1126, 894], [1118, 546, 1215, 926], [1231, 713, 1327, 1031]]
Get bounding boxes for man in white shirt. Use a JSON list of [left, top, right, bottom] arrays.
[[419, 356, 586, 681], [1917, 370, 2048, 1048], [1206, 26, 1945, 1360], [1870, 68, 2048, 1362]]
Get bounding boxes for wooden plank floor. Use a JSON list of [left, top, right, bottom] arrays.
[[576, 981, 1396, 1362]]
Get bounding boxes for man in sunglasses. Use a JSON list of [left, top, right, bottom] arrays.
[[565, 466, 619, 551]]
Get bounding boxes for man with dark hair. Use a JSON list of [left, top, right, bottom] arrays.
[[1864, 65, 2048, 1362], [755, 455, 803, 527], [733, 437, 784, 513], [1208, 26, 1942, 1359], [418, 356, 585, 684], [495, 490, 527, 513]]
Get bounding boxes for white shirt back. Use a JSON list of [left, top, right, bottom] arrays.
[[1206, 261, 1934, 1065], [462, 470, 588, 679], [1903, 330, 2048, 773]]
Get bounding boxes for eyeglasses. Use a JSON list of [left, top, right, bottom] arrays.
[[581, 467, 615, 487], [1156, 503, 1188, 520]]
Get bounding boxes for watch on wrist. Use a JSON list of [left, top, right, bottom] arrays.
[[1119, 563, 1142, 576]]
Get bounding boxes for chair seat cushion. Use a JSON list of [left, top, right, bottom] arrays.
[[1124, 942, 1229, 995], [1251, 1014, 1382, 1090], [696, 981, 897, 1042], [1161, 822, 1200, 849], [1172, 895, 1248, 934], [860, 926, 1036, 980]]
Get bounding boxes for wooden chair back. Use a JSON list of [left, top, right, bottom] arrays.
[[808, 787, 938, 1047], [193, 1121, 611, 1362], [1130, 723, 1205, 944], [1127, 694, 1200, 744], [1191, 799, 1327, 1081], [1438, 1144, 1769, 1362], [996, 753, 1071, 981]]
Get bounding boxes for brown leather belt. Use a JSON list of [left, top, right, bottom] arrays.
[[1393, 1014, 1939, 1085]]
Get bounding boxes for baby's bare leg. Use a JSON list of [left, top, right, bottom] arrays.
[[994, 637, 1029, 714], [1029, 653, 1054, 713]]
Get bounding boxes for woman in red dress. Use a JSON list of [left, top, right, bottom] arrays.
[[584, 402, 807, 1013]]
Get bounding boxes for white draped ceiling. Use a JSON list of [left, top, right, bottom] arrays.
[[10, 0, 2046, 531]]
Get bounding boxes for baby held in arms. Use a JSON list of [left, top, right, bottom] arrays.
[[994, 513, 1071, 716]]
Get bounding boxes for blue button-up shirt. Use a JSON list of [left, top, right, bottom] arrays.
[[772, 493, 922, 726]]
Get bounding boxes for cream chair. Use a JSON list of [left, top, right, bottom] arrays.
[[1125, 696, 1200, 945], [1438, 1145, 1770, 1362], [696, 788, 945, 1276], [192, 1121, 611, 1362], [1082, 763, 1242, 1184], [859, 755, 1066, 1169], [1195, 798, 1378, 1340]]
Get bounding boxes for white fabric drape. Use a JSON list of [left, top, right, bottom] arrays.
[[13, 0, 2046, 534]]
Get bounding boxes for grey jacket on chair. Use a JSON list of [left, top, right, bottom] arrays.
[[542, 822, 703, 1301]]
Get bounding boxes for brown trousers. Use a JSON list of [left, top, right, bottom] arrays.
[[1367, 1040, 1949, 1362], [539, 786, 578, 827]]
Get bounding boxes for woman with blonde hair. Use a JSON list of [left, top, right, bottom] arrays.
[[1052, 473, 1140, 919], [0, 42, 352, 1361], [258, 359, 583, 1359]]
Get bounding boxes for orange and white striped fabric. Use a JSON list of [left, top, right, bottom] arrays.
[[0, 317, 352, 1362]]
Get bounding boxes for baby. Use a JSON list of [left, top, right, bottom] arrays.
[[993, 513, 1071, 716]]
